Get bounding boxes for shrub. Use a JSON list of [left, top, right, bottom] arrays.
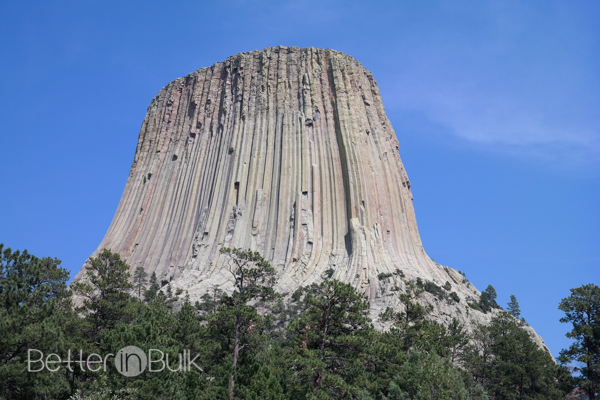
[[394, 269, 405, 278], [468, 300, 483, 312], [449, 292, 460, 303], [415, 280, 447, 300], [378, 272, 394, 280]]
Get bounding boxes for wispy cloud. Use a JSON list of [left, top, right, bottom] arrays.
[[385, 0, 599, 165]]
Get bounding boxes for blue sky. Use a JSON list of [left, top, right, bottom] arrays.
[[1, 0, 598, 358]]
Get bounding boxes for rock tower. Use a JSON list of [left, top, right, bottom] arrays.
[[73, 46, 549, 347]]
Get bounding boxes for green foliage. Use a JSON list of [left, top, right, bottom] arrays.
[[415, 278, 448, 300], [0, 244, 584, 400], [443, 281, 452, 291], [423, 281, 445, 299], [71, 249, 134, 345], [0, 244, 72, 399], [322, 268, 334, 279], [376, 270, 405, 281], [132, 266, 147, 298], [469, 285, 502, 314], [558, 283, 600, 399], [383, 351, 484, 400], [67, 375, 138, 400], [464, 311, 570, 399], [381, 282, 433, 357], [286, 279, 373, 398], [483, 285, 497, 300], [478, 285, 500, 313], [506, 294, 521, 319], [99, 298, 221, 399], [244, 365, 285, 400], [449, 291, 460, 303], [468, 300, 482, 312], [378, 272, 394, 280], [437, 318, 470, 364], [195, 285, 223, 315], [217, 247, 279, 400], [144, 271, 160, 302]]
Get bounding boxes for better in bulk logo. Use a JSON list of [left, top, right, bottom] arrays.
[[28, 346, 203, 377], [115, 346, 147, 377]]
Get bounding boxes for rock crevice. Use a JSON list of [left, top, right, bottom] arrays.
[[73, 47, 548, 350]]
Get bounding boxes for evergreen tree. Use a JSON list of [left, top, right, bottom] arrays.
[[71, 248, 134, 344], [4, 242, 585, 399], [479, 285, 499, 313], [286, 279, 373, 399], [385, 351, 483, 400], [558, 283, 600, 400], [245, 365, 285, 400], [465, 311, 571, 399], [196, 285, 224, 315], [100, 296, 192, 399], [132, 266, 147, 298], [442, 318, 470, 364], [0, 244, 72, 400], [380, 281, 433, 357], [144, 271, 160, 302], [216, 247, 278, 400], [464, 321, 495, 389], [506, 295, 521, 319]]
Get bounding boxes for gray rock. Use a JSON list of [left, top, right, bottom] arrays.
[[73, 47, 549, 353]]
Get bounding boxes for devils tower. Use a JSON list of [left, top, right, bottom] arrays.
[[73, 46, 548, 346]]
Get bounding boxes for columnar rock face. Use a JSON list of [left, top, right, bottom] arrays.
[[74, 46, 548, 348]]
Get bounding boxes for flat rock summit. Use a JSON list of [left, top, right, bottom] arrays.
[[74, 46, 548, 349]]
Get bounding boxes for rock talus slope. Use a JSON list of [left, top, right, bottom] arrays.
[[74, 46, 548, 350]]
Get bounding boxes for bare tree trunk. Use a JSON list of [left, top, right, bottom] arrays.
[[588, 358, 596, 400], [93, 311, 99, 344], [320, 316, 329, 360], [405, 310, 411, 357], [519, 374, 523, 400], [585, 316, 596, 400], [315, 304, 331, 393], [229, 314, 241, 400]]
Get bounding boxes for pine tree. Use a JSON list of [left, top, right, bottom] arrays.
[[71, 248, 134, 344], [196, 286, 223, 315], [99, 294, 192, 398], [287, 279, 373, 398], [245, 365, 285, 400], [387, 351, 476, 400], [0, 244, 72, 399], [380, 281, 432, 357], [558, 284, 600, 400], [479, 285, 500, 313], [144, 271, 160, 302], [216, 247, 278, 400], [445, 318, 470, 364], [464, 311, 571, 398], [506, 295, 521, 319], [132, 266, 148, 298]]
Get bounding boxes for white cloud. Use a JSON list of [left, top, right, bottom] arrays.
[[384, 0, 600, 165]]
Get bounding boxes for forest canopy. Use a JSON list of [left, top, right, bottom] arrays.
[[1, 244, 594, 400]]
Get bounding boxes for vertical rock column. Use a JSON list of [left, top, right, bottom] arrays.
[[74, 46, 443, 305]]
